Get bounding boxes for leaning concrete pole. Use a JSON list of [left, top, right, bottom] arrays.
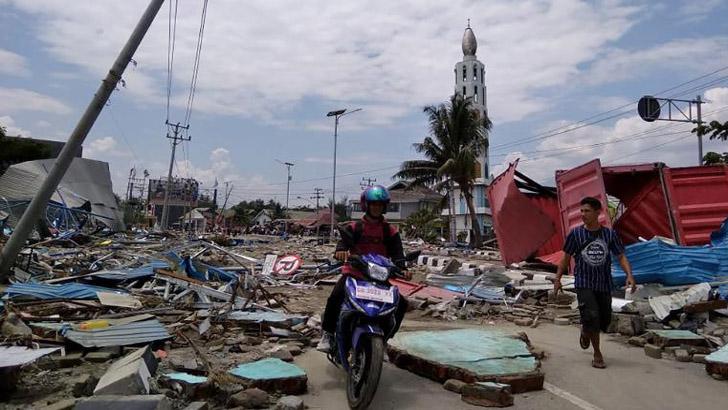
[[0, 0, 165, 281]]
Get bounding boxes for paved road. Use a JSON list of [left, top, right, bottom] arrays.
[[296, 320, 726, 410]]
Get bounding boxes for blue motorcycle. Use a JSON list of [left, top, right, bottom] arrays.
[[328, 252, 418, 410]]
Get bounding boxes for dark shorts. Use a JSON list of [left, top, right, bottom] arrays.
[[576, 288, 612, 333]]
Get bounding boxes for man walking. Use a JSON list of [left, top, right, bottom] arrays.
[[554, 196, 636, 369]]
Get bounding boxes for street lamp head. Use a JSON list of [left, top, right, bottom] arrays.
[[327, 109, 346, 117]]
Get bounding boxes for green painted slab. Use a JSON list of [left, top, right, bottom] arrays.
[[706, 344, 728, 364], [649, 330, 704, 340], [229, 358, 306, 380], [389, 329, 538, 376], [166, 372, 208, 384]]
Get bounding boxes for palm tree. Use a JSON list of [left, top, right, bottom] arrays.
[[394, 94, 492, 247]]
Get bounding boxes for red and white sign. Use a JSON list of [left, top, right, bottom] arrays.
[[273, 255, 302, 276]]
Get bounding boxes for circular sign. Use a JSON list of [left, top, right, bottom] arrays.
[[273, 255, 303, 276], [638, 96, 661, 122]]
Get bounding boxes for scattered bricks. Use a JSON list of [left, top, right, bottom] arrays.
[[182, 403, 209, 410], [644, 344, 663, 359], [461, 382, 514, 407], [675, 349, 691, 362], [85, 351, 116, 363], [75, 395, 172, 410], [56, 352, 84, 368], [229, 388, 269, 408], [40, 398, 77, 410], [613, 313, 645, 337], [693, 354, 708, 364], [444, 379, 468, 393], [553, 318, 570, 326], [94, 346, 156, 395], [628, 336, 646, 347], [72, 373, 99, 397], [275, 396, 304, 410]]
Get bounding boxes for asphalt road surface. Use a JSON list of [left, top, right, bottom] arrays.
[[297, 319, 726, 410]]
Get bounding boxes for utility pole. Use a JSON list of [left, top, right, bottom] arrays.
[[326, 108, 362, 242], [277, 161, 294, 210], [311, 188, 324, 210], [360, 177, 377, 189], [0, 0, 165, 281], [160, 121, 190, 230]]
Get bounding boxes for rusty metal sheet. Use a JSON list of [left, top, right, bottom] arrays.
[[487, 161, 558, 264], [663, 165, 728, 246], [556, 159, 611, 236]]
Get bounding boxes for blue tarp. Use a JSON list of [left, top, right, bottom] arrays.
[[167, 251, 237, 282], [5, 282, 125, 300], [612, 224, 728, 287]]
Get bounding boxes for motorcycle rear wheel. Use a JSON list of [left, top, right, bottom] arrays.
[[346, 335, 384, 410]]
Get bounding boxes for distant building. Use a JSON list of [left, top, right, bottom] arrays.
[[349, 181, 443, 224], [0, 135, 82, 176], [147, 177, 199, 226], [251, 209, 273, 226], [441, 23, 493, 240]]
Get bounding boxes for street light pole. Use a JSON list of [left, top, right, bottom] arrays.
[[326, 108, 361, 242]]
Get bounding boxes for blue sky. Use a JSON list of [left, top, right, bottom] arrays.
[[2, 0, 728, 207]]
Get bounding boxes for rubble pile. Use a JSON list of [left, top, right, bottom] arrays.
[[0, 232, 336, 409]]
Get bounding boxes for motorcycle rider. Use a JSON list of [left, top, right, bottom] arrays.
[[317, 185, 409, 353]]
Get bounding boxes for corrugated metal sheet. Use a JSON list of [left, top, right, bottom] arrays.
[[61, 319, 171, 348], [612, 238, 728, 286], [611, 176, 672, 244], [487, 160, 558, 264], [92, 260, 169, 282], [5, 282, 126, 300], [556, 159, 611, 235], [526, 194, 564, 256], [663, 165, 728, 246]]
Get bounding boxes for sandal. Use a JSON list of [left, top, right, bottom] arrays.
[[579, 333, 590, 350], [591, 359, 606, 369]]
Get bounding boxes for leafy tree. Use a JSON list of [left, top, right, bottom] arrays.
[[694, 120, 728, 141], [328, 196, 350, 222], [402, 207, 443, 243], [394, 94, 492, 247], [703, 151, 728, 165], [0, 124, 6, 138]]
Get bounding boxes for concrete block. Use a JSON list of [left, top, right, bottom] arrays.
[[644, 344, 663, 359], [230, 388, 269, 408], [72, 374, 99, 397], [275, 396, 304, 410], [461, 382, 514, 407], [74, 395, 171, 410], [443, 379, 467, 393], [94, 346, 156, 395], [675, 349, 691, 362], [692, 354, 707, 364]]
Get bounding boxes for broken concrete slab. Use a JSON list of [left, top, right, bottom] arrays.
[[94, 346, 156, 395], [648, 330, 707, 348], [74, 395, 172, 410], [675, 349, 691, 362], [160, 372, 212, 400], [228, 358, 307, 395], [644, 344, 663, 359], [387, 329, 543, 393], [461, 382, 514, 407], [705, 344, 728, 378]]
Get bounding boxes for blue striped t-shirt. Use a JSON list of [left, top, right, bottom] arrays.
[[563, 225, 625, 292]]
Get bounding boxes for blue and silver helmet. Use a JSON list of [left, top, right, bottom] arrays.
[[360, 185, 391, 213]]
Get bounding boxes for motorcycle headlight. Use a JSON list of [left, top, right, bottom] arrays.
[[367, 262, 390, 281]]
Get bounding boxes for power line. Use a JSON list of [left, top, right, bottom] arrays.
[[165, 0, 179, 123], [183, 0, 209, 130]]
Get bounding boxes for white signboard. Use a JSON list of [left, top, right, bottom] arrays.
[[261, 254, 278, 276]]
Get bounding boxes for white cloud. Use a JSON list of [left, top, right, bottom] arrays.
[[0, 115, 33, 137], [0, 48, 30, 76], [492, 86, 728, 184], [6, 0, 643, 125], [0, 87, 72, 114], [84, 136, 134, 159], [678, 0, 723, 22]]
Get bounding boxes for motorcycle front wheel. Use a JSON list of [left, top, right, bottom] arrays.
[[346, 335, 384, 410]]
